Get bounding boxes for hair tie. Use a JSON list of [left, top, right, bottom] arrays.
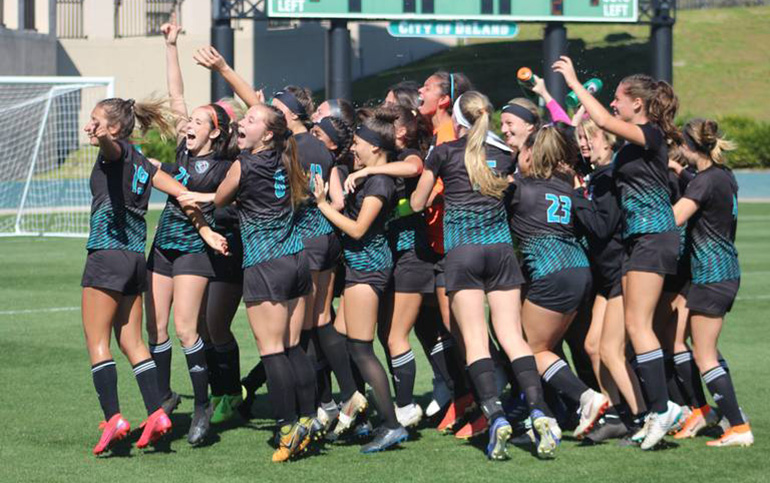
[[284, 129, 293, 140], [126, 98, 136, 110]]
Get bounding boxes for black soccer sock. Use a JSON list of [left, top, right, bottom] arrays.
[[215, 339, 241, 396], [347, 338, 399, 429], [664, 352, 687, 406], [242, 361, 266, 394], [718, 353, 730, 373], [183, 337, 209, 409], [542, 358, 589, 404], [92, 359, 120, 420], [604, 406, 623, 426], [149, 339, 172, 400], [287, 344, 317, 418], [132, 358, 162, 415], [261, 352, 298, 425], [205, 342, 223, 397], [390, 350, 417, 408], [317, 323, 358, 402], [635, 349, 669, 414], [511, 355, 553, 417], [703, 365, 745, 427], [673, 351, 708, 408], [467, 358, 504, 422], [318, 365, 334, 406]]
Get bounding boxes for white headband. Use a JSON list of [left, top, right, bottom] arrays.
[[452, 94, 511, 153]]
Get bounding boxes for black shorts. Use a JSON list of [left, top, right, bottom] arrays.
[[243, 252, 311, 303], [393, 248, 435, 294], [345, 266, 392, 296], [303, 232, 341, 272], [663, 257, 691, 294], [147, 246, 214, 278], [526, 267, 593, 314], [622, 231, 680, 276], [210, 249, 243, 285], [594, 274, 623, 299], [686, 279, 740, 317], [444, 243, 525, 293], [434, 254, 446, 289], [333, 262, 346, 298], [81, 249, 147, 295]]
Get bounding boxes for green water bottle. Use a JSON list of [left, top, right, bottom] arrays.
[[517, 67, 538, 102], [566, 78, 603, 109], [396, 198, 413, 218]]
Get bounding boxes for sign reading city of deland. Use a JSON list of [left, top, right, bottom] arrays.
[[388, 21, 519, 39], [268, 0, 638, 23]]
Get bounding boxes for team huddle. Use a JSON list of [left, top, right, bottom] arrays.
[[78, 20, 753, 463]]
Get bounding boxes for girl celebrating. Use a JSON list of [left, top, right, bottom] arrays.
[[145, 21, 238, 446], [312, 109, 409, 453], [81, 97, 226, 455], [411, 92, 557, 461], [554, 56, 684, 449], [672, 119, 752, 447], [214, 102, 312, 462]]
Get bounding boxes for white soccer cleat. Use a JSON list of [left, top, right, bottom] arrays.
[[395, 403, 424, 428], [641, 401, 682, 450], [574, 389, 609, 439]]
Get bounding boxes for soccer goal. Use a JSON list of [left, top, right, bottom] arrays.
[[0, 76, 115, 237]]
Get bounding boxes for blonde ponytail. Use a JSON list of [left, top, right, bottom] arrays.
[[459, 92, 509, 199]]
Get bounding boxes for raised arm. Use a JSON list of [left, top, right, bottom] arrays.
[[531, 75, 571, 125], [161, 17, 188, 142], [86, 119, 121, 162], [214, 161, 241, 208], [553, 56, 646, 146], [194, 46, 261, 107], [344, 154, 423, 193], [410, 168, 437, 213]]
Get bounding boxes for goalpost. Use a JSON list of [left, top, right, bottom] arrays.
[[0, 76, 115, 238]]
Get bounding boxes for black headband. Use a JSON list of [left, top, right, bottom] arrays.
[[317, 117, 341, 146], [355, 124, 385, 149], [502, 103, 538, 125], [327, 99, 342, 119], [273, 90, 307, 117]]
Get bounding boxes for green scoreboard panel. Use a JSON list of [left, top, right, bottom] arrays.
[[267, 0, 638, 23]]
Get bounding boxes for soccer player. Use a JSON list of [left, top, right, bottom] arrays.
[[672, 118, 752, 447], [554, 56, 684, 449], [81, 96, 227, 455]]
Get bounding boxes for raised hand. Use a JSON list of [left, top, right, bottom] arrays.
[[312, 173, 328, 203], [160, 12, 182, 46], [193, 46, 228, 72], [552, 55, 581, 89]]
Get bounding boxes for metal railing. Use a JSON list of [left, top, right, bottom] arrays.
[[114, 0, 181, 38], [57, 0, 85, 38]]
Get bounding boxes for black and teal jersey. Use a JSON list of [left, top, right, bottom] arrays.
[[573, 163, 623, 284], [294, 132, 335, 239], [237, 149, 303, 268], [683, 166, 740, 284], [152, 142, 232, 253], [389, 148, 427, 252], [213, 204, 242, 257], [342, 173, 396, 272], [507, 174, 590, 281], [613, 123, 677, 238], [86, 140, 158, 253], [423, 137, 515, 253]]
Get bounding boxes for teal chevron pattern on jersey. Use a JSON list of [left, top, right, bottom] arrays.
[[294, 203, 333, 239], [153, 203, 213, 253], [621, 184, 677, 238], [519, 234, 590, 281], [240, 210, 303, 268], [443, 207, 512, 253], [86, 202, 147, 253], [343, 232, 392, 272], [690, 232, 740, 284]]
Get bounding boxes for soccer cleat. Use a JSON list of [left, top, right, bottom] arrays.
[[641, 401, 682, 450], [353, 418, 373, 438], [455, 413, 488, 439], [718, 407, 749, 433], [669, 404, 691, 435], [437, 393, 475, 433], [630, 414, 651, 445], [584, 416, 628, 443], [332, 391, 368, 438], [360, 425, 409, 453], [317, 403, 340, 434], [532, 412, 560, 459], [187, 403, 211, 446], [136, 409, 172, 449], [573, 390, 609, 439], [674, 406, 710, 439], [161, 391, 181, 416], [486, 417, 512, 461], [210, 393, 243, 425], [296, 417, 319, 453], [426, 376, 452, 418], [707, 424, 753, 447], [396, 403, 424, 428], [272, 422, 309, 462], [93, 414, 131, 455]]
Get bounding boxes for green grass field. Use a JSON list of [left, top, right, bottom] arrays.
[[352, 6, 770, 121], [1, 204, 769, 482]]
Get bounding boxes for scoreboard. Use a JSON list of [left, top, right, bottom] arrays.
[[267, 0, 638, 23]]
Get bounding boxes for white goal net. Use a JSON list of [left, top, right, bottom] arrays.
[[0, 77, 114, 237]]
